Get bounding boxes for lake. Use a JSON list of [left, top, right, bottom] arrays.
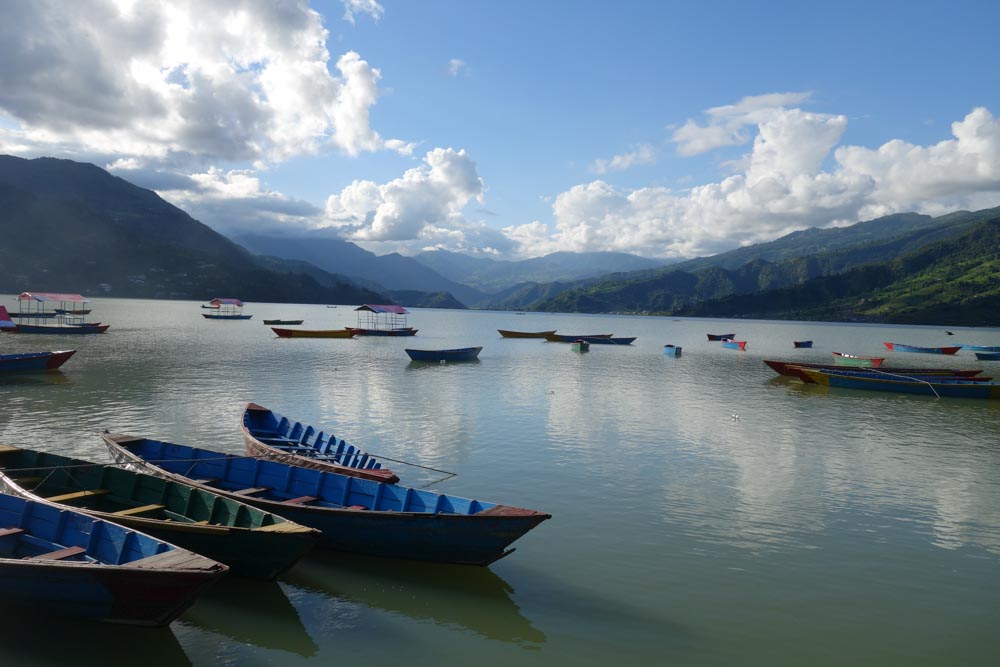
[[1, 297, 998, 666]]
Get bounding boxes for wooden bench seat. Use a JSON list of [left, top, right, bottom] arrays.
[[44, 489, 110, 503], [27, 545, 87, 561], [0, 527, 24, 537], [281, 495, 317, 505], [111, 504, 165, 517], [231, 487, 270, 496]]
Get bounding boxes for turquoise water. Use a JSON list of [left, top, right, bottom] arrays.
[[1, 297, 999, 666]]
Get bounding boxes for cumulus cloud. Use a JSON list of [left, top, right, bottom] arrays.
[[0, 0, 407, 167], [342, 0, 384, 25], [448, 59, 467, 77], [591, 144, 656, 174]]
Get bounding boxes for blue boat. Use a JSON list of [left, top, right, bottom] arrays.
[[721, 340, 747, 350], [0, 350, 76, 373], [961, 344, 1000, 352], [102, 433, 551, 566], [0, 492, 226, 626], [662, 345, 682, 357], [405, 346, 482, 362], [883, 342, 961, 355], [799, 368, 1000, 399], [544, 333, 634, 345], [975, 352, 1000, 361], [793, 340, 813, 348]]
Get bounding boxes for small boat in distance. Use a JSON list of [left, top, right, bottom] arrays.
[[103, 433, 552, 566], [241, 403, 399, 483], [721, 340, 747, 350], [571, 340, 590, 352], [263, 319, 304, 326], [961, 344, 1000, 352], [543, 333, 614, 343], [406, 347, 483, 362], [975, 352, 1000, 361], [883, 342, 961, 355], [4, 295, 109, 334], [351, 304, 417, 336], [0, 350, 76, 373], [832, 352, 885, 368], [793, 340, 813, 348], [798, 368, 1000, 399], [662, 344, 681, 357], [272, 328, 356, 338], [0, 491, 226, 626], [201, 298, 252, 320], [764, 359, 983, 380], [347, 327, 418, 336], [707, 333, 736, 341], [54, 308, 92, 315], [497, 329, 557, 338]]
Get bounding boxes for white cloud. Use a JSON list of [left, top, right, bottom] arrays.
[[342, 0, 384, 25], [0, 1, 407, 166], [591, 144, 656, 174], [448, 59, 467, 77]]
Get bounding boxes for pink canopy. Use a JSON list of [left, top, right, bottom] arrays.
[[0, 305, 13, 328], [209, 298, 244, 307], [354, 304, 407, 314], [18, 292, 88, 303]]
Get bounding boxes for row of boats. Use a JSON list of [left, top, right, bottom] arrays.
[[1, 293, 110, 334], [497, 329, 637, 345], [0, 404, 551, 626]]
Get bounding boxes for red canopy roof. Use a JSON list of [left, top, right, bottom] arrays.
[[18, 292, 88, 303], [209, 298, 244, 307], [0, 305, 13, 328], [354, 304, 407, 314]]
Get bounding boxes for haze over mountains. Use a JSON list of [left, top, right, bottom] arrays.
[[1, 155, 997, 326]]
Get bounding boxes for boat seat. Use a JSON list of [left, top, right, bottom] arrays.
[[27, 545, 87, 561], [0, 527, 24, 537], [45, 489, 110, 503], [347, 505, 366, 510], [111, 504, 165, 516], [231, 487, 270, 496], [282, 495, 317, 505], [193, 478, 218, 485]]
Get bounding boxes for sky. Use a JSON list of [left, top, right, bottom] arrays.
[[2, 0, 1000, 261]]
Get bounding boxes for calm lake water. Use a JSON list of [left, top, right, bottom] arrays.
[[1, 297, 999, 666]]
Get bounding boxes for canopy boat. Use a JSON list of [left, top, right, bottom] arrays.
[[272, 327, 356, 338], [4, 294, 109, 334], [497, 329, 557, 338], [883, 342, 961, 355], [201, 298, 252, 320], [975, 352, 1000, 361], [721, 339, 747, 350], [0, 350, 76, 373], [405, 347, 482, 362], [793, 340, 813, 348], [832, 351, 885, 367], [262, 319, 304, 325], [707, 333, 735, 341], [543, 333, 614, 343], [662, 344, 681, 357], [103, 433, 551, 566], [0, 491, 226, 626], [351, 304, 417, 336], [764, 359, 983, 381], [798, 368, 1000, 399], [960, 344, 1000, 352], [0, 445, 317, 580], [241, 403, 399, 483], [571, 340, 590, 352]]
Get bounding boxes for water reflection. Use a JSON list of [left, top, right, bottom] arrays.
[[178, 578, 318, 656], [282, 551, 546, 645]]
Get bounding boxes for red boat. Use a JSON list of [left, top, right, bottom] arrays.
[[883, 342, 962, 355]]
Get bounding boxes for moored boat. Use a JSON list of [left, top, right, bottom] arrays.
[[0, 445, 317, 580], [883, 342, 961, 355], [241, 403, 399, 483], [662, 344, 681, 357], [707, 333, 735, 341], [793, 340, 813, 348], [272, 327, 356, 338], [721, 339, 747, 350], [797, 368, 1000, 399], [960, 344, 1000, 352], [405, 347, 483, 362], [262, 319, 304, 325], [832, 351, 885, 368], [0, 491, 226, 626], [571, 340, 590, 352], [764, 359, 983, 381], [497, 329, 557, 338], [347, 327, 418, 337], [103, 433, 551, 566], [201, 298, 252, 320], [975, 352, 1000, 361], [0, 350, 76, 373], [351, 304, 416, 336], [543, 333, 614, 343]]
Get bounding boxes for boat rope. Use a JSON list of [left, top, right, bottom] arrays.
[[870, 369, 941, 398]]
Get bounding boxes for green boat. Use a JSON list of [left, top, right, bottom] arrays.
[[0, 445, 318, 580]]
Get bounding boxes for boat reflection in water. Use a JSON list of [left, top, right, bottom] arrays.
[[177, 578, 319, 657], [282, 551, 546, 645]]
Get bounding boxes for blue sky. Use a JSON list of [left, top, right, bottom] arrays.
[[2, 0, 999, 260]]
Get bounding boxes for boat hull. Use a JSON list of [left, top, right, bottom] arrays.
[[800, 369, 1000, 398], [262, 319, 304, 325], [832, 352, 885, 367], [272, 327, 355, 338], [721, 340, 747, 350], [707, 333, 735, 341], [662, 345, 681, 357], [764, 360, 983, 381], [0, 350, 76, 372], [497, 329, 556, 338], [975, 352, 1000, 361], [883, 342, 961, 354], [7, 323, 108, 334], [960, 344, 1000, 352], [202, 314, 252, 320], [104, 434, 551, 566], [793, 341, 813, 348], [347, 327, 418, 336], [405, 347, 482, 362]]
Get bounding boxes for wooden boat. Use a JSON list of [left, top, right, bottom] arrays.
[[347, 327, 418, 337], [103, 433, 551, 566], [571, 340, 590, 352], [662, 344, 681, 357], [721, 339, 747, 350], [585, 336, 636, 345], [497, 329, 556, 338], [764, 360, 983, 381], [798, 368, 1000, 399], [975, 352, 1000, 361], [7, 322, 109, 334], [793, 340, 813, 348], [0, 350, 76, 373], [201, 297, 252, 320], [0, 491, 226, 626], [832, 351, 885, 368], [272, 327, 356, 338], [707, 333, 735, 341], [203, 313, 252, 320], [241, 403, 399, 483], [54, 308, 92, 315], [961, 344, 1000, 352], [352, 304, 416, 336], [405, 347, 482, 362], [543, 333, 614, 343], [262, 319, 304, 325], [0, 445, 318, 580], [883, 342, 961, 355]]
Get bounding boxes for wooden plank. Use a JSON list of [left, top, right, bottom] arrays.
[[44, 489, 110, 503], [28, 545, 86, 561], [281, 495, 317, 505], [0, 527, 24, 537], [111, 503, 165, 516], [231, 487, 270, 496]]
